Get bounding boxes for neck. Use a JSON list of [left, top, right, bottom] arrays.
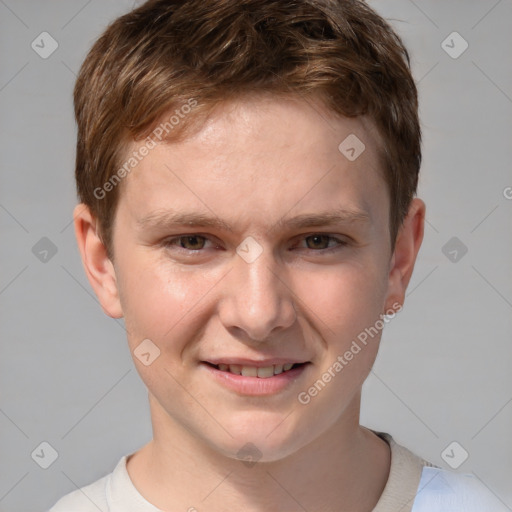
[[127, 394, 390, 512]]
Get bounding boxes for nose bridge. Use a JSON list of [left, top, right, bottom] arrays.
[[219, 239, 296, 341]]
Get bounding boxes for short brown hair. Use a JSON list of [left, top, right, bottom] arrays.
[[74, 0, 420, 260]]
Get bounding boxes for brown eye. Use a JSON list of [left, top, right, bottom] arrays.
[[304, 234, 332, 250], [177, 235, 206, 250], [164, 235, 209, 251]]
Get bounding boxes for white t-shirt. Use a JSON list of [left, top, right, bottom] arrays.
[[48, 432, 507, 512]]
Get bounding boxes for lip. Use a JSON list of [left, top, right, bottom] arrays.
[[204, 357, 309, 367], [200, 361, 311, 396]]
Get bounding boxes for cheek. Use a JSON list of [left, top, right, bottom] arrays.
[[293, 256, 389, 340], [116, 253, 224, 353], [293, 256, 389, 400], [293, 261, 388, 415]]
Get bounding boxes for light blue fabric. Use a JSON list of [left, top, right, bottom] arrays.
[[411, 466, 510, 512]]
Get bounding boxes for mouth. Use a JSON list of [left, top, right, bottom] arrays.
[[202, 361, 308, 379], [201, 359, 311, 396]]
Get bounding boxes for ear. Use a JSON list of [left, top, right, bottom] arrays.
[[384, 198, 426, 312], [73, 204, 123, 318]]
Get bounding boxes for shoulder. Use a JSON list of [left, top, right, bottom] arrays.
[[47, 460, 118, 512], [370, 430, 508, 512], [411, 466, 509, 512]]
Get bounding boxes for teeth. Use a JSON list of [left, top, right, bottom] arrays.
[[229, 364, 242, 375], [274, 364, 283, 375], [241, 366, 258, 377], [215, 363, 299, 377], [257, 366, 275, 378]]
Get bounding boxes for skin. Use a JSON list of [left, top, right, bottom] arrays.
[[74, 95, 425, 512]]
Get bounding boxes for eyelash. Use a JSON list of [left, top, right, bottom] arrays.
[[162, 234, 348, 256]]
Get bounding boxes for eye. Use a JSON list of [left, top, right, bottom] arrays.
[[161, 233, 348, 257], [163, 235, 212, 251], [297, 234, 347, 252]]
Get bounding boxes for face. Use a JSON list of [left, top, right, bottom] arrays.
[[94, 96, 406, 461]]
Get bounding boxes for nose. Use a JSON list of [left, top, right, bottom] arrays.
[[217, 243, 297, 343]]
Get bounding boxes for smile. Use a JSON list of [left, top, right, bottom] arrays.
[[201, 361, 310, 396], [206, 362, 304, 378]]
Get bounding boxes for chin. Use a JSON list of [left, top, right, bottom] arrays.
[[210, 410, 315, 463]]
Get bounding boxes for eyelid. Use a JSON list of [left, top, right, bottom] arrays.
[[293, 233, 348, 251], [162, 234, 217, 250], [162, 232, 349, 253]]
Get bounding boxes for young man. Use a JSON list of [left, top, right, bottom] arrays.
[[50, 0, 506, 510]]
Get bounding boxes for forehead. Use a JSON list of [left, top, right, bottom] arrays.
[[117, 96, 388, 236]]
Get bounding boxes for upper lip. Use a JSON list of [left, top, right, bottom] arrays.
[[203, 358, 310, 367]]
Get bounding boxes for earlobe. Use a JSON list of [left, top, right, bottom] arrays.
[[73, 204, 123, 319], [384, 198, 426, 312]]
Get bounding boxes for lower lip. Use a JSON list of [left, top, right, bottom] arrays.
[[201, 363, 309, 396]]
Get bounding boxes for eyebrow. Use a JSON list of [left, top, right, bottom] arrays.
[[136, 207, 370, 234]]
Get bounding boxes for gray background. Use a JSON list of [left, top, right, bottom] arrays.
[[0, 1, 511, 511]]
